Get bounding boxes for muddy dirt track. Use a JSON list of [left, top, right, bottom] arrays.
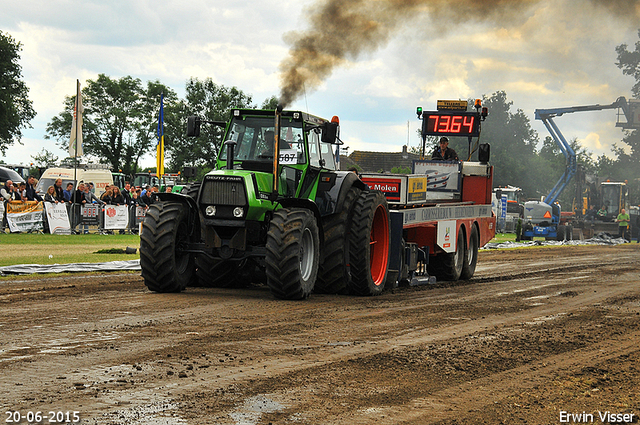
[[1, 244, 640, 425]]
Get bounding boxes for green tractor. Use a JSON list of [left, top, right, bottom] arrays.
[[139, 107, 391, 299]]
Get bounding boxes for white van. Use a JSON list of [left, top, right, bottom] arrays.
[[35, 165, 114, 197]]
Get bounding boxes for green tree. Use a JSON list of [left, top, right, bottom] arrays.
[[0, 31, 36, 154], [31, 148, 58, 168], [391, 166, 411, 174], [166, 78, 256, 172], [45, 74, 177, 176], [261, 95, 279, 110], [473, 91, 541, 199], [614, 30, 640, 204]]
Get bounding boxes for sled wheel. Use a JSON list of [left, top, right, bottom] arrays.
[[460, 225, 479, 280], [428, 226, 465, 281]]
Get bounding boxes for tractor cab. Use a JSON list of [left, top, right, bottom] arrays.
[[598, 181, 629, 221], [217, 110, 338, 173]]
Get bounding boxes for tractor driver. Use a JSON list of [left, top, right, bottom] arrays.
[[260, 130, 291, 158], [259, 130, 276, 158], [431, 137, 459, 161]]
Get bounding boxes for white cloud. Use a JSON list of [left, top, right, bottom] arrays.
[[1, 0, 639, 169]]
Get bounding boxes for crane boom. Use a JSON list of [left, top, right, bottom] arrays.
[[534, 97, 630, 205]]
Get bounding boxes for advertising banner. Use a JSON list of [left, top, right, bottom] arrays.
[[103, 205, 129, 230], [412, 160, 462, 192], [437, 220, 457, 253], [135, 206, 147, 226], [6, 201, 44, 233], [44, 202, 71, 234], [81, 204, 100, 226]]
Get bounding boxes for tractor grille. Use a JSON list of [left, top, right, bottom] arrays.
[[201, 178, 247, 206]]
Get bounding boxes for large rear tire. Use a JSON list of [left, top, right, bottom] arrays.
[[428, 226, 464, 281], [184, 181, 201, 200], [195, 257, 258, 288], [460, 225, 479, 280], [316, 186, 361, 294], [265, 208, 320, 300], [140, 202, 195, 292], [348, 191, 390, 296], [195, 256, 240, 288]]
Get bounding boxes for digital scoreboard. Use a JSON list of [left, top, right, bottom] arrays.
[[421, 111, 481, 137]]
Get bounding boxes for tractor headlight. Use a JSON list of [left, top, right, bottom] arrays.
[[233, 207, 244, 218], [205, 205, 216, 216]]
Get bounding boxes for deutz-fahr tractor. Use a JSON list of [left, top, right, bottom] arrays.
[[139, 107, 390, 299]]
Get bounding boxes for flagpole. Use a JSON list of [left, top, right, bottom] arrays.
[[157, 93, 164, 180], [72, 80, 80, 233]]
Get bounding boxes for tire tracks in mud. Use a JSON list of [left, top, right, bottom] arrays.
[[344, 330, 640, 424], [1, 246, 639, 424]]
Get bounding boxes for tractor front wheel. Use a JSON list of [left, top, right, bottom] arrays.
[[140, 202, 195, 292], [265, 208, 320, 300]]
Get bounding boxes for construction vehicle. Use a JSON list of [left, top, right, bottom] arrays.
[[132, 171, 185, 192], [132, 172, 160, 189], [574, 177, 630, 237], [630, 206, 640, 241], [492, 185, 524, 233], [139, 101, 496, 299], [112, 172, 127, 189], [521, 97, 637, 241]]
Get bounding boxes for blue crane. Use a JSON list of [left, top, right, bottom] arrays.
[[535, 96, 630, 205], [521, 97, 632, 241]]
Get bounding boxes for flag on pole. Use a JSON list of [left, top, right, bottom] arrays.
[[69, 80, 84, 157], [156, 93, 165, 178]]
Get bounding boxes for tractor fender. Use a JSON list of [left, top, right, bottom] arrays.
[[155, 192, 201, 238], [315, 171, 368, 217], [278, 197, 324, 245], [156, 192, 198, 209]]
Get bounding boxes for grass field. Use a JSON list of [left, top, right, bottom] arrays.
[[0, 232, 141, 267], [489, 233, 518, 243], [0, 231, 524, 269]]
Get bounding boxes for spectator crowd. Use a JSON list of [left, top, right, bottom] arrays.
[[2, 177, 162, 234]]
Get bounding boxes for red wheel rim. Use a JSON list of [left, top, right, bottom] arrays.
[[369, 203, 389, 286]]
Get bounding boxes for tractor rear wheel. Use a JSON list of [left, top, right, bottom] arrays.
[[265, 208, 320, 300], [184, 181, 201, 200], [428, 226, 465, 281], [348, 191, 390, 296], [195, 256, 240, 288], [140, 202, 195, 292], [316, 186, 361, 294]]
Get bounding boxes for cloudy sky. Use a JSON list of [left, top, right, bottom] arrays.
[[2, 0, 639, 169]]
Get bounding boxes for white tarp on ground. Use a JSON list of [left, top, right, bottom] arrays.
[[482, 233, 632, 250], [0, 260, 141, 276]]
